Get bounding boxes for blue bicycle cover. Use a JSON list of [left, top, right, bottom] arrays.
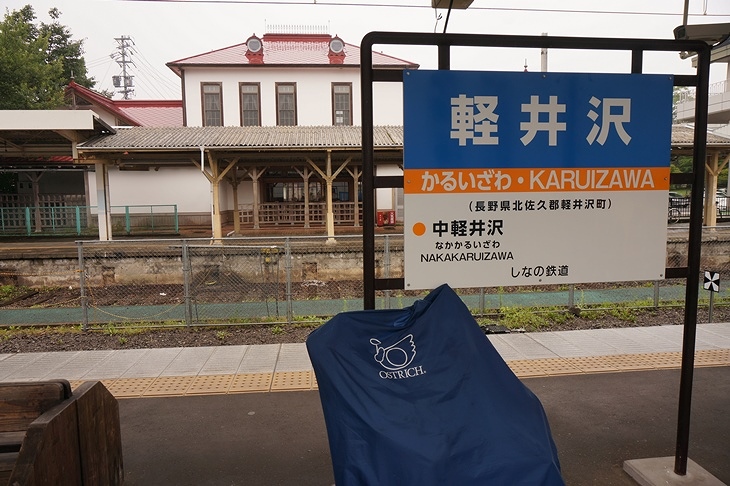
[[307, 283, 564, 486]]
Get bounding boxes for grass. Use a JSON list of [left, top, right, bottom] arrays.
[[0, 284, 30, 302], [489, 298, 693, 332]]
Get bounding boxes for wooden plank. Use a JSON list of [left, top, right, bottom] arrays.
[[74, 381, 124, 485], [0, 380, 72, 432], [0, 430, 25, 453], [0, 451, 19, 484], [8, 399, 83, 486]]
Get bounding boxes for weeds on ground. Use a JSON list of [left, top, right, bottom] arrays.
[[215, 330, 228, 341], [499, 306, 554, 331], [0, 285, 30, 302]]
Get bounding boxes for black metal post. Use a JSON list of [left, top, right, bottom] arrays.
[[674, 45, 711, 476], [361, 35, 376, 310]]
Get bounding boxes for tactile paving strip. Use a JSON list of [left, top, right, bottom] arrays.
[[144, 376, 196, 397], [70, 351, 728, 398], [229, 373, 273, 393], [105, 378, 155, 398], [695, 349, 730, 367], [186, 375, 234, 395], [271, 371, 313, 391]]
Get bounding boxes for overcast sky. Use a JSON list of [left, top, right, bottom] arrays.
[[4, 0, 730, 99]]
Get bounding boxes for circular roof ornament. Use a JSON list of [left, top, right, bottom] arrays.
[[329, 36, 344, 54], [246, 35, 262, 53]]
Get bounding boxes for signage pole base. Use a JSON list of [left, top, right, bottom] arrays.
[[623, 457, 726, 486]]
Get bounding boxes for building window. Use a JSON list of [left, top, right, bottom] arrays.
[[276, 83, 297, 126], [332, 83, 352, 126], [240, 83, 261, 126], [202, 83, 223, 126]]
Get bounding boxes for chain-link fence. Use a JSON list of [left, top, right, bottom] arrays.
[[1, 228, 728, 329]]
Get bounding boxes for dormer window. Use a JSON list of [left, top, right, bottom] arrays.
[[329, 36, 344, 54], [246, 35, 262, 53], [328, 36, 345, 65], [245, 35, 264, 64]]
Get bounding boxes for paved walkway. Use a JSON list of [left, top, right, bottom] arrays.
[[2, 322, 729, 398]]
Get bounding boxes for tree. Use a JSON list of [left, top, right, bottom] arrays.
[[0, 5, 94, 109]]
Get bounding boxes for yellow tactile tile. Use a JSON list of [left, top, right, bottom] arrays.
[[143, 376, 196, 397], [69, 380, 86, 390], [694, 349, 730, 367], [644, 352, 683, 369], [563, 356, 621, 373], [186, 374, 234, 395], [528, 358, 582, 376], [271, 371, 313, 391], [229, 373, 273, 393], [603, 354, 660, 371], [507, 360, 550, 377], [106, 377, 155, 398]]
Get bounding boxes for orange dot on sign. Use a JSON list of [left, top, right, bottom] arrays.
[[412, 222, 426, 236]]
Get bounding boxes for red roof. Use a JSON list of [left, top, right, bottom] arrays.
[[65, 81, 183, 127], [115, 101, 184, 127], [166, 33, 418, 74]]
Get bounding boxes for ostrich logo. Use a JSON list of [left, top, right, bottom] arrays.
[[369, 334, 417, 371]]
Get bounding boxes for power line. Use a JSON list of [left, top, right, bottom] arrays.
[[114, 0, 730, 18]]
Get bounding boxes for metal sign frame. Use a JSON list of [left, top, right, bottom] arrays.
[[360, 31, 711, 476]]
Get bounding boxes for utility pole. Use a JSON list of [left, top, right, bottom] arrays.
[[111, 35, 135, 99]]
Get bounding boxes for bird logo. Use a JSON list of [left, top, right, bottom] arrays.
[[369, 334, 417, 371]]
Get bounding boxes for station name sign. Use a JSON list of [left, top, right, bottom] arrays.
[[403, 70, 674, 290]]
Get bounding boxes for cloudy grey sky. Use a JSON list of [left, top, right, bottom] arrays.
[[5, 0, 730, 99]]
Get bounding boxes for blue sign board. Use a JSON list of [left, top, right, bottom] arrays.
[[403, 70, 674, 169], [402, 70, 674, 290]]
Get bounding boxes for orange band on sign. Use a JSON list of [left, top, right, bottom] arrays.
[[404, 167, 670, 194]]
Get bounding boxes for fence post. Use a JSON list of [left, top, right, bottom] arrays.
[[653, 281, 660, 307], [182, 240, 193, 327], [77, 241, 89, 331], [285, 238, 293, 324], [125, 206, 131, 235], [479, 288, 486, 316], [75, 206, 82, 235], [384, 235, 391, 309], [568, 284, 575, 308], [25, 207, 31, 236]]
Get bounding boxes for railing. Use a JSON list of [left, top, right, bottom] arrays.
[[669, 196, 729, 222], [0, 204, 179, 236], [675, 79, 729, 103], [239, 201, 363, 226]]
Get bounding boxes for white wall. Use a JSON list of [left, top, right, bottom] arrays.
[[183, 67, 405, 127], [87, 166, 211, 213]]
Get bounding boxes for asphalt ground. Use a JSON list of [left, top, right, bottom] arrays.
[[118, 366, 730, 486]]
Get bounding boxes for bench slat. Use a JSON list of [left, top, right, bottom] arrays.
[[0, 431, 25, 453], [0, 380, 72, 433], [0, 451, 20, 484]]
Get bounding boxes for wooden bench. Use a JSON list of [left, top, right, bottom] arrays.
[[0, 380, 123, 485]]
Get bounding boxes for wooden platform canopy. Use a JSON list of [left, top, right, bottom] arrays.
[[2, 114, 729, 240]]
